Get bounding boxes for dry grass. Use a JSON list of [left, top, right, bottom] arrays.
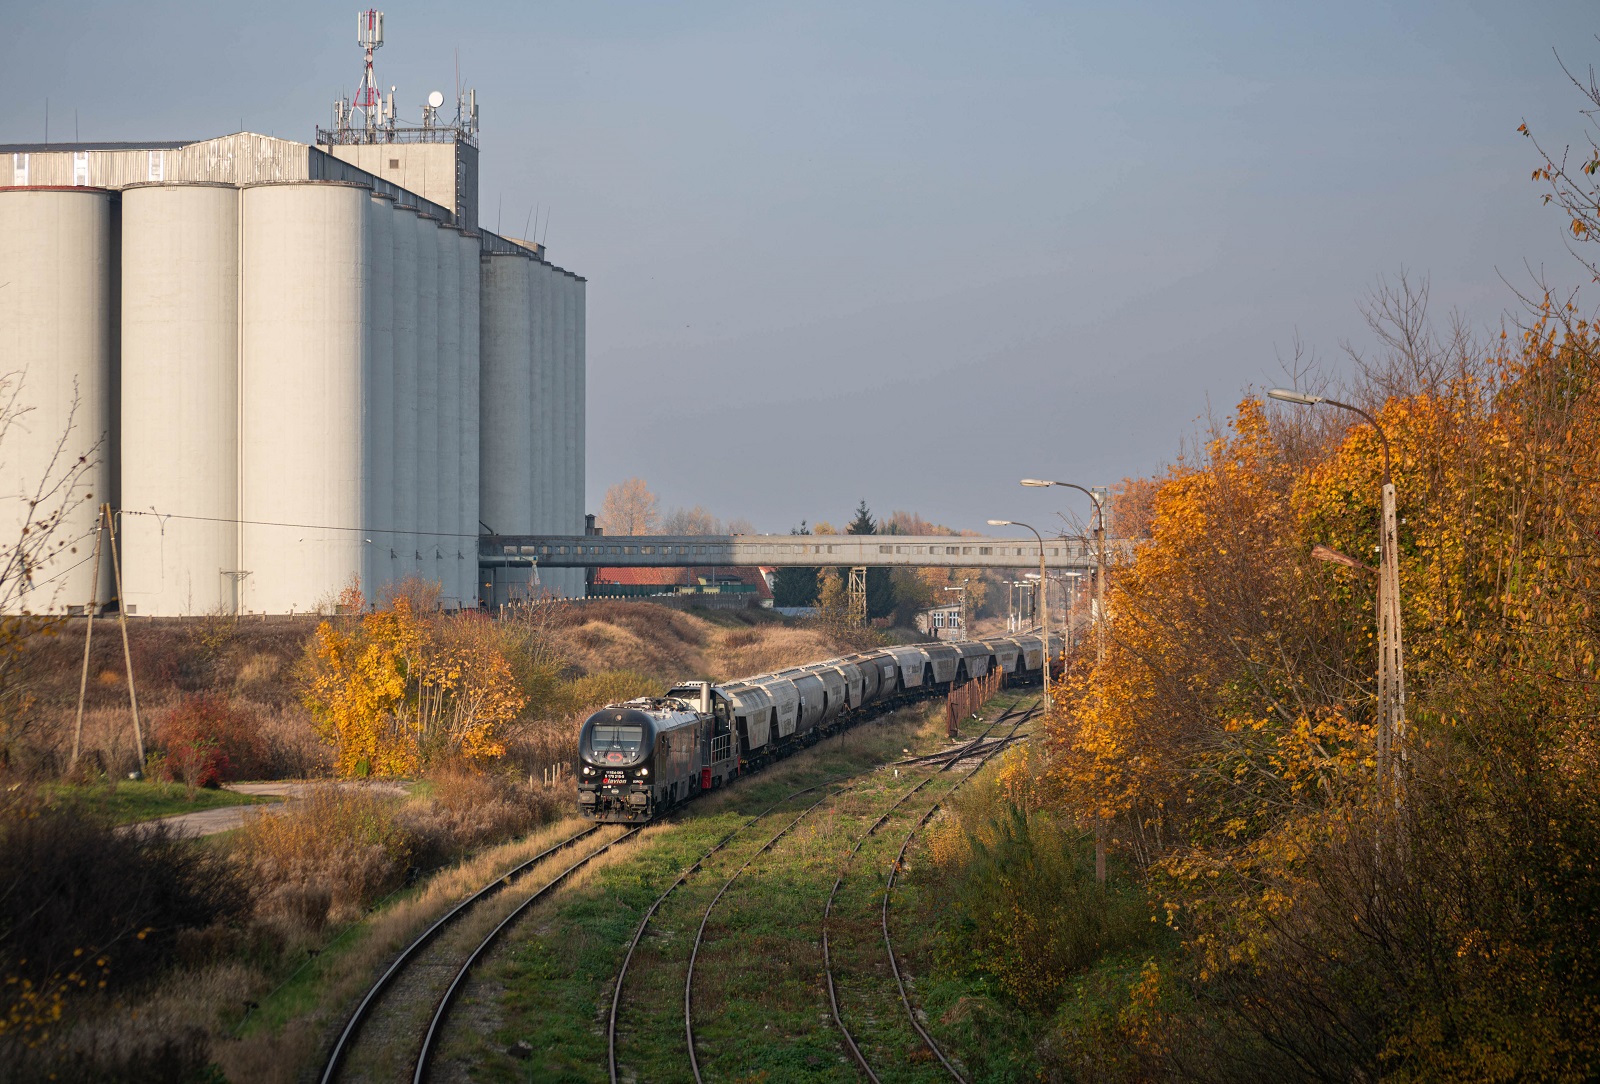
[[543, 601, 853, 686], [212, 816, 609, 1083]]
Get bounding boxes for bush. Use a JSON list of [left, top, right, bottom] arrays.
[[0, 787, 245, 1046], [154, 694, 266, 792], [236, 785, 411, 930], [398, 769, 560, 869], [926, 806, 1153, 1012]]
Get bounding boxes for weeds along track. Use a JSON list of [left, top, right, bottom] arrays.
[[820, 701, 1034, 1081], [319, 824, 639, 1084], [876, 704, 1040, 1082]]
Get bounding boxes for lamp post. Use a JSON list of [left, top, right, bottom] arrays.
[[1022, 480, 1106, 667], [1268, 388, 1405, 801], [989, 519, 1047, 703], [1021, 480, 1108, 882]]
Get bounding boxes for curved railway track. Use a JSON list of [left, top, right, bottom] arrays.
[[820, 700, 1036, 1080], [318, 823, 635, 1084], [606, 778, 847, 1084], [876, 705, 1039, 1082]]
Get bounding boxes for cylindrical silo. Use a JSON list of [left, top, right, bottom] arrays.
[[436, 225, 463, 608], [547, 265, 572, 596], [365, 192, 396, 602], [390, 204, 420, 588], [458, 231, 481, 609], [479, 252, 534, 606], [414, 214, 441, 596], [120, 182, 238, 616], [530, 261, 555, 544], [479, 253, 534, 534], [536, 261, 559, 600], [569, 271, 582, 597], [239, 181, 370, 614], [0, 187, 117, 614], [571, 273, 587, 598]]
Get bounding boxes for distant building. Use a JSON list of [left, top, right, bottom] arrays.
[[915, 603, 964, 640]]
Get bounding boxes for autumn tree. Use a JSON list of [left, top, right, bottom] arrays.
[[302, 596, 524, 776], [598, 477, 659, 535], [660, 504, 722, 535]]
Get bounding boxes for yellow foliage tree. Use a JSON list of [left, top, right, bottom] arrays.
[[303, 596, 524, 776]]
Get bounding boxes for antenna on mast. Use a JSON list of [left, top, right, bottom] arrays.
[[355, 10, 384, 137]]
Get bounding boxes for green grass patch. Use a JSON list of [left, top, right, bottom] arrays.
[[42, 779, 277, 824]]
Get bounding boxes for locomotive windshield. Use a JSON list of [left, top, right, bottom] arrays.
[[589, 724, 643, 755]]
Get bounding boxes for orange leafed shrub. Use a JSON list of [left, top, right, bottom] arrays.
[[301, 596, 525, 777]]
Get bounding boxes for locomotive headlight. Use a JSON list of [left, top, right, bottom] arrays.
[[582, 765, 594, 775], [636, 767, 649, 777]]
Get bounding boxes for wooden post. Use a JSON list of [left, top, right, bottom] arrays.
[[103, 505, 145, 770], [69, 509, 106, 774]]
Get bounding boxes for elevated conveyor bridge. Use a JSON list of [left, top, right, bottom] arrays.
[[480, 534, 1120, 572]]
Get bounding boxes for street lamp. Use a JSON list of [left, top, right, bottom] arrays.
[[1268, 389, 1405, 800], [1022, 480, 1107, 667], [1022, 480, 1109, 882], [989, 519, 1048, 703]]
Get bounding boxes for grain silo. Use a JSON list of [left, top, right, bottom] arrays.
[[119, 182, 238, 616], [365, 191, 398, 597], [239, 181, 370, 615], [457, 230, 482, 606], [0, 186, 118, 614], [413, 212, 441, 593], [479, 251, 533, 538], [390, 200, 421, 589]]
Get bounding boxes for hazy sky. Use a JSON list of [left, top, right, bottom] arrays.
[[3, 1, 1594, 533]]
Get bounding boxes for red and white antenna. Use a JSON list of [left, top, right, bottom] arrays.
[[354, 10, 384, 134]]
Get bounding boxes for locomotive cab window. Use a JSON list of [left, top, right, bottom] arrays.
[[588, 724, 643, 755]]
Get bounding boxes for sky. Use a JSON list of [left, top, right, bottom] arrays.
[[3, 1, 1595, 533]]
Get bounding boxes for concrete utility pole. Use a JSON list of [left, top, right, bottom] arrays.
[[1269, 389, 1406, 803], [1022, 478, 1109, 881]]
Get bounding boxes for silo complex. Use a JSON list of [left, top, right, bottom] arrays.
[[0, 187, 118, 613], [0, 125, 586, 614], [120, 183, 238, 616]]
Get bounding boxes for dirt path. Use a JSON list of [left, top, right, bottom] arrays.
[[140, 780, 407, 838]]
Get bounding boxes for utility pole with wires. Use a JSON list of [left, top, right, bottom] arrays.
[[70, 505, 144, 777]]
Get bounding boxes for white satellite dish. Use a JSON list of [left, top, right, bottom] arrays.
[[427, 90, 444, 108]]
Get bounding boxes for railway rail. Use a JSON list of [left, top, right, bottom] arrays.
[[877, 705, 1039, 1082], [606, 778, 847, 1084], [318, 823, 635, 1084], [819, 700, 1036, 1080]]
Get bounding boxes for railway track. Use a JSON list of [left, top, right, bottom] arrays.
[[819, 700, 1036, 1081], [876, 705, 1039, 1082], [606, 777, 849, 1084], [318, 823, 638, 1084]]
